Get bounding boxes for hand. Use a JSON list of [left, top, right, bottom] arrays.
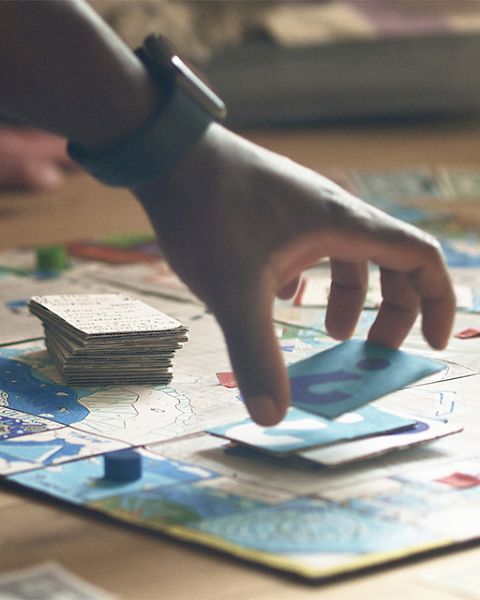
[[0, 126, 76, 191], [134, 124, 456, 426]]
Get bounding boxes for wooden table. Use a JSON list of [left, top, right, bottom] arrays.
[[1, 119, 480, 599]]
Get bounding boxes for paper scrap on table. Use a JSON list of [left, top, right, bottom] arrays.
[[436, 472, 480, 489], [216, 372, 238, 388], [454, 327, 480, 339], [0, 561, 115, 599], [288, 339, 444, 419], [299, 416, 463, 466], [207, 406, 415, 455]]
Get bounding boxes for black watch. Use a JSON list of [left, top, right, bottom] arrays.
[[68, 34, 227, 187]]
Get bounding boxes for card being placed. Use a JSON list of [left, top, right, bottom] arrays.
[[207, 406, 415, 455], [288, 339, 444, 419]]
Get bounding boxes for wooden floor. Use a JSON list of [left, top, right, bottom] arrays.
[[1, 118, 480, 599]]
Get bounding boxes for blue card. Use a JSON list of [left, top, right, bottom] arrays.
[[288, 339, 444, 419], [207, 406, 415, 455]]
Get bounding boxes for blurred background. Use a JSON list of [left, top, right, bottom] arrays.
[[3, 1, 480, 242], [92, 0, 480, 128]]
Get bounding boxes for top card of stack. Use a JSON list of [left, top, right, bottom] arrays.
[[29, 293, 188, 385]]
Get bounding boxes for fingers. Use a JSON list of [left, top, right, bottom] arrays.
[[409, 258, 456, 349], [322, 225, 454, 349], [326, 260, 368, 340], [214, 279, 290, 426], [365, 229, 456, 349], [367, 268, 420, 348]]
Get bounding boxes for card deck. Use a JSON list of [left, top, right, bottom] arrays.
[[29, 294, 188, 385]]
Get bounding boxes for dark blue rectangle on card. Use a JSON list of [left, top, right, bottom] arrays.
[[288, 339, 443, 419]]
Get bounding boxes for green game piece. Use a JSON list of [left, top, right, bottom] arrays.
[[36, 245, 69, 273]]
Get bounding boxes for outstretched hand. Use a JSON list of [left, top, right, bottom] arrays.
[[134, 124, 456, 426]]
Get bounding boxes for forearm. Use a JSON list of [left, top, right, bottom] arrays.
[[0, 0, 162, 148]]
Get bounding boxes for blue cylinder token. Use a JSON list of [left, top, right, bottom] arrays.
[[104, 449, 142, 482]]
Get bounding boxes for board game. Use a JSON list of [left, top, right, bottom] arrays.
[[2, 166, 480, 581]]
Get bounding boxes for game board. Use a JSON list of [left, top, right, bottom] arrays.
[[2, 168, 480, 580], [0, 273, 478, 579]]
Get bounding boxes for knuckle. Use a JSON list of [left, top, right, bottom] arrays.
[[417, 232, 444, 262]]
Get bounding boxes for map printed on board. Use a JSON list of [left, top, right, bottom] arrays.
[[2, 165, 480, 580], [0, 284, 478, 579]]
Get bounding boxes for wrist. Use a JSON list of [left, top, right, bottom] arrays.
[[83, 67, 165, 150], [68, 34, 226, 187]]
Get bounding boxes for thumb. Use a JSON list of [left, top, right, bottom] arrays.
[[215, 284, 290, 426]]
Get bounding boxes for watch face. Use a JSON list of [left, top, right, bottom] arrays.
[[171, 56, 227, 121], [142, 34, 227, 121]]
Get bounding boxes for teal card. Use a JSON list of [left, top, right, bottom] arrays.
[[207, 406, 415, 455], [288, 339, 444, 419]]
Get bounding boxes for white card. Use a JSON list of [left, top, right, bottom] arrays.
[[299, 415, 462, 466], [30, 294, 185, 336]]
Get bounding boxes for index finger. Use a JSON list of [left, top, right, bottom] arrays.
[[212, 276, 290, 426]]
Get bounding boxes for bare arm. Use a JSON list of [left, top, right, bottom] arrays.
[[0, 0, 160, 148], [0, 0, 456, 426]]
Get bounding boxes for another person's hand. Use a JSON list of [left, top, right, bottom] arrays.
[[135, 124, 456, 426], [0, 126, 75, 192]]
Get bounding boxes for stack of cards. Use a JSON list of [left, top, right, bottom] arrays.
[[209, 407, 462, 467], [29, 293, 188, 385], [208, 340, 462, 467]]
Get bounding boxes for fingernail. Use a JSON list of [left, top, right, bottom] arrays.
[[247, 395, 284, 427]]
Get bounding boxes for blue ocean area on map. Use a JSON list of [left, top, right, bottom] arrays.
[[91, 482, 265, 526], [0, 357, 89, 425], [0, 414, 50, 439], [0, 434, 82, 466], [193, 497, 435, 554], [11, 453, 216, 504]]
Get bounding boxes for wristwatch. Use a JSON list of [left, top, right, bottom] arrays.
[[68, 34, 227, 187]]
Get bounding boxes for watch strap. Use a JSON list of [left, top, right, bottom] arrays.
[[68, 83, 212, 187], [67, 34, 225, 188]]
